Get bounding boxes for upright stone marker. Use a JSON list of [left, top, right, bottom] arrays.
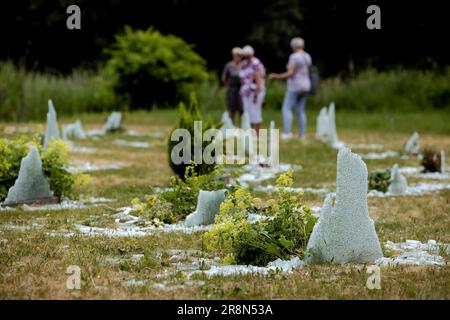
[[62, 119, 86, 140], [185, 190, 226, 226], [403, 132, 420, 155], [43, 99, 60, 149], [3, 146, 56, 206], [306, 147, 383, 264], [388, 164, 408, 195], [102, 112, 122, 133]]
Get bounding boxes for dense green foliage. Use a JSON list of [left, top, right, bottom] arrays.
[[368, 169, 391, 193], [0, 61, 120, 122], [104, 27, 208, 109], [204, 170, 317, 266], [167, 94, 217, 179], [0, 137, 88, 201]]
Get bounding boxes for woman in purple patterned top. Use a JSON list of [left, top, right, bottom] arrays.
[[269, 37, 312, 140], [239, 45, 266, 135]]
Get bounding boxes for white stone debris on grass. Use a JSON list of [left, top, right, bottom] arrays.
[[2, 197, 114, 212], [376, 240, 449, 266], [253, 184, 329, 196], [153, 280, 206, 291], [75, 224, 149, 237], [113, 139, 151, 148], [190, 256, 304, 278], [3, 146, 55, 206], [65, 141, 98, 154], [62, 120, 86, 140], [121, 279, 148, 287], [315, 102, 343, 149], [72, 221, 212, 238], [346, 143, 384, 150], [417, 172, 450, 180], [403, 132, 420, 155], [66, 161, 128, 173], [0, 223, 43, 231], [236, 163, 303, 187], [43, 99, 60, 149], [359, 150, 399, 160], [184, 190, 226, 227], [125, 129, 163, 138], [397, 166, 450, 180], [306, 147, 383, 264], [387, 164, 408, 195], [17, 198, 114, 211], [368, 182, 450, 197], [398, 166, 423, 175]]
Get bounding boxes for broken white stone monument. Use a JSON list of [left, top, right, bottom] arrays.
[[102, 112, 122, 133], [403, 132, 420, 155], [387, 164, 408, 195], [315, 106, 329, 142], [440, 149, 446, 173], [184, 190, 226, 226], [62, 119, 86, 140], [220, 111, 237, 139], [43, 99, 60, 149], [315, 102, 343, 148], [3, 146, 56, 206], [306, 147, 383, 264]]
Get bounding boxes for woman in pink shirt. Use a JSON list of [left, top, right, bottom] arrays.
[[239, 45, 266, 135]]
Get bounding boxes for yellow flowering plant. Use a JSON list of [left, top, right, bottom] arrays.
[[203, 169, 318, 266]]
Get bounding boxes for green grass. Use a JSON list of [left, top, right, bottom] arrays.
[[0, 109, 449, 299]]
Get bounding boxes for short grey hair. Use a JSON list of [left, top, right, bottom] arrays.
[[290, 37, 305, 49], [242, 45, 254, 56]]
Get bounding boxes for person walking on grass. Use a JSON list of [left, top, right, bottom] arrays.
[[221, 47, 244, 125], [269, 37, 312, 140], [239, 45, 266, 136]]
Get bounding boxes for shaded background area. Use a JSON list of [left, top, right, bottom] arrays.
[[1, 0, 448, 76]]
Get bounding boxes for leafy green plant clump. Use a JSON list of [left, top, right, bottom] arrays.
[[203, 169, 317, 266], [104, 26, 208, 109], [130, 165, 228, 226], [167, 94, 217, 179], [0, 137, 89, 201], [368, 169, 391, 193]]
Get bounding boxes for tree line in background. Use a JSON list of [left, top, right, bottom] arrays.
[[1, 0, 448, 75], [0, 0, 449, 118]]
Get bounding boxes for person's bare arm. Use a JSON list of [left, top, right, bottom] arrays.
[[269, 64, 297, 80], [221, 70, 228, 85]]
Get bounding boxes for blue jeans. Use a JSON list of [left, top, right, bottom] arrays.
[[282, 91, 307, 137]]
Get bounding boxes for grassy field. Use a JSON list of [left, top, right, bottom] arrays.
[[0, 108, 449, 299]]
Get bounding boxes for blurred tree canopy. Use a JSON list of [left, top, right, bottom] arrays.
[[0, 0, 448, 76]]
